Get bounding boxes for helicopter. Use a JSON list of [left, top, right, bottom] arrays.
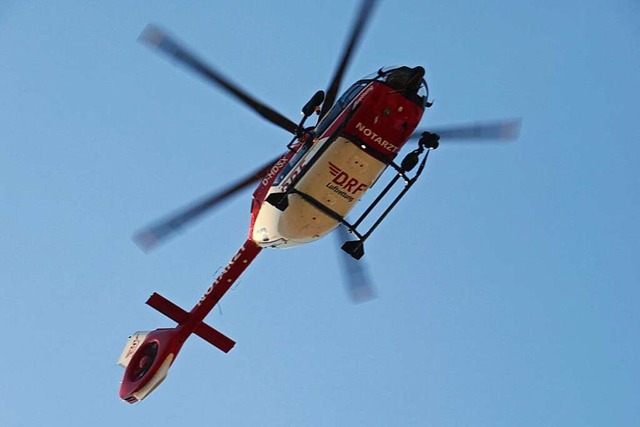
[[117, 0, 520, 403]]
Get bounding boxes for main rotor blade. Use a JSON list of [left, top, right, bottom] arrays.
[[412, 119, 522, 141], [134, 156, 284, 252], [335, 226, 376, 303], [139, 25, 298, 135], [319, 0, 379, 119]]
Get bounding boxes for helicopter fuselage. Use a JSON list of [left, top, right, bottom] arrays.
[[250, 78, 425, 248]]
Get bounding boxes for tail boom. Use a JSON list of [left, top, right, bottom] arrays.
[[118, 239, 262, 403]]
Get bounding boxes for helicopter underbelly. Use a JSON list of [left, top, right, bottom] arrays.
[[252, 137, 386, 248]]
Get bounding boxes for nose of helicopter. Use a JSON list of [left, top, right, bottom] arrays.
[[385, 66, 425, 91]]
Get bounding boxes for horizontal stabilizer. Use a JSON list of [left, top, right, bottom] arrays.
[[193, 323, 235, 353], [146, 292, 188, 323], [146, 292, 236, 353]]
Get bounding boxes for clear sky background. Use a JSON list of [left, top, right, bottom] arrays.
[[1, 1, 639, 426]]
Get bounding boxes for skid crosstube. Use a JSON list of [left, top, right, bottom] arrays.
[[146, 292, 236, 353]]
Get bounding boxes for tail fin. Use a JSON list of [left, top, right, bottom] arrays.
[[117, 331, 150, 368]]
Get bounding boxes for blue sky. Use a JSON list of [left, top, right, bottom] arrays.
[[1, 1, 638, 425]]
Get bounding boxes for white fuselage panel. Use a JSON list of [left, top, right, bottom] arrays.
[[252, 136, 386, 248]]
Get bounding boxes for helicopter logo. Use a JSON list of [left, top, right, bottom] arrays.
[[328, 161, 368, 201]]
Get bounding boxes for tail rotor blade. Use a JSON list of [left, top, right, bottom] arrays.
[[134, 156, 284, 252], [139, 25, 298, 134], [319, 0, 379, 119]]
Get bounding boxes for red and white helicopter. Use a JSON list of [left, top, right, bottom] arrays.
[[118, 0, 520, 403]]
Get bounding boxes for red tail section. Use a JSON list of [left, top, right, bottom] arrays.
[[119, 239, 262, 403]]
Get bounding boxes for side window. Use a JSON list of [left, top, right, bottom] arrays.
[[340, 82, 367, 107], [273, 143, 312, 186], [315, 82, 368, 136]]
